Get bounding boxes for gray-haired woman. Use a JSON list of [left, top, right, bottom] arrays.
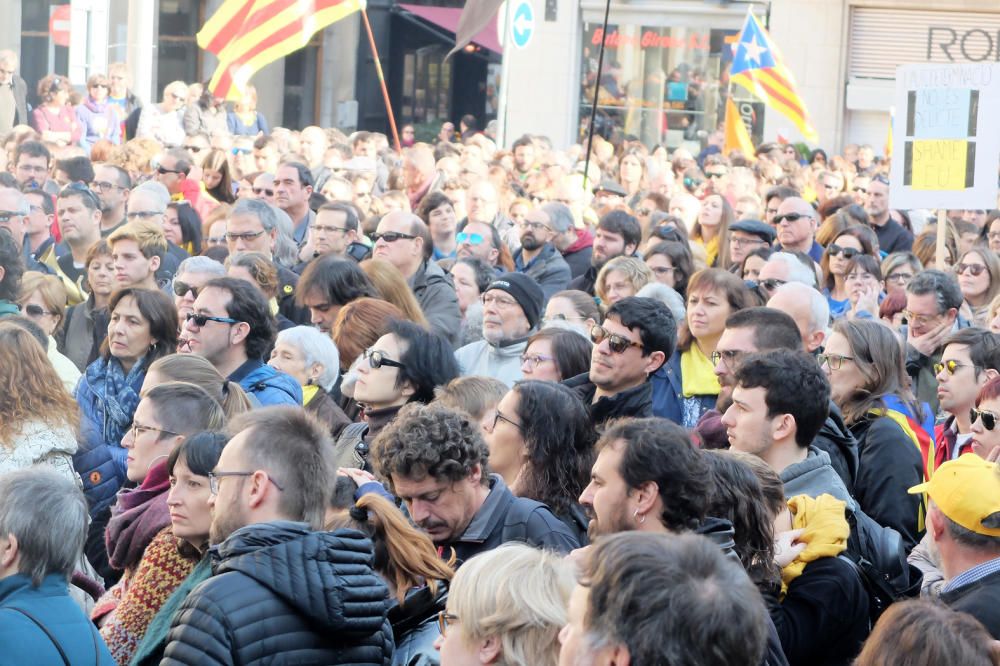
[[269, 326, 351, 438]]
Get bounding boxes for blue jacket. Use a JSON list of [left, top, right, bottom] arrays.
[[230, 360, 302, 407], [0, 573, 114, 666], [651, 351, 717, 428]]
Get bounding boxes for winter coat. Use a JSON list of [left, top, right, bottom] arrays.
[[76, 96, 122, 149], [388, 584, 448, 666], [60, 296, 108, 373], [410, 259, 461, 343], [513, 243, 572, 302], [564, 372, 653, 430], [567, 265, 598, 296], [561, 229, 594, 279], [455, 337, 527, 387], [307, 388, 352, 440], [0, 573, 114, 666], [447, 475, 580, 565], [940, 569, 1000, 639], [0, 420, 77, 483], [161, 522, 394, 665], [850, 415, 925, 552], [229, 359, 303, 407], [652, 352, 717, 427]]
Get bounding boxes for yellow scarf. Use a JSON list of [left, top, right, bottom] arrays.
[[693, 234, 720, 267], [302, 384, 320, 407], [680, 344, 721, 397], [780, 493, 849, 597]]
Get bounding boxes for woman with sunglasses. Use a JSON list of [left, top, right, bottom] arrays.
[[969, 376, 1000, 461], [433, 543, 572, 666], [76, 73, 121, 151], [62, 240, 115, 371], [821, 319, 931, 551], [820, 226, 878, 319], [31, 74, 82, 147], [93, 387, 225, 664], [484, 381, 594, 544], [955, 248, 1000, 327], [335, 319, 459, 470], [75, 288, 178, 524], [130, 431, 228, 665], [18, 271, 80, 391]]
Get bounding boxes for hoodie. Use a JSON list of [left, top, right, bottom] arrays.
[[229, 360, 302, 407], [161, 522, 393, 666], [455, 337, 527, 387], [780, 447, 857, 512]]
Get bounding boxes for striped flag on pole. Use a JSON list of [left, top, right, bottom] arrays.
[[198, 0, 366, 100], [729, 11, 818, 143]]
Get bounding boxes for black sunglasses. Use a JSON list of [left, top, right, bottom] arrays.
[[828, 244, 861, 259], [158, 165, 185, 176], [252, 187, 274, 197], [972, 407, 998, 431], [373, 231, 417, 243], [24, 303, 56, 317], [363, 348, 405, 370], [173, 280, 199, 299], [773, 212, 810, 225], [590, 325, 644, 354], [760, 278, 786, 292], [185, 312, 240, 327]]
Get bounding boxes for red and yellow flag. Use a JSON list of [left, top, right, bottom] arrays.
[[723, 97, 755, 159], [198, 0, 366, 100]]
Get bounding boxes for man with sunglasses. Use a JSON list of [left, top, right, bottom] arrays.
[[512, 203, 571, 301], [564, 297, 675, 428], [171, 255, 225, 327], [162, 407, 394, 664], [455, 220, 502, 270], [772, 197, 823, 262], [866, 175, 913, 254], [179, 276, 301, 406], [156, 148, 214, 221], [373, 211, 460, 342], [933, 329, 1000, 466]]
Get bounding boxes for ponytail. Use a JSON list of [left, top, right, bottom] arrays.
[[220, 380, 253, 419]]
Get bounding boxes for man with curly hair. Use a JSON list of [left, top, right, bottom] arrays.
[[371, 402, 579, 564]]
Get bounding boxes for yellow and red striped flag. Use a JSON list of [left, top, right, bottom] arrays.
[[723, 97, 756, 159], [729, 11, 818, 143], [198, 0, 366, 100]]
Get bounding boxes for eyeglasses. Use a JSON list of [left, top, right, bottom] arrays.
[[90, 180, 122, 192], [773, 212, 810, 225], [172, 280, 199, 299], [520, 353, 554, 369], [0, 211, 23, 224], [225, 230, 266, 242], [635, 207, 651, 216], [934, 360, 978, 376], [185, 312, 240, 327], [971, 408, 998, 431], [519, 220, 551, 232], [23, 303, 57, 317], [91, 83, 109, 89], [207, 236, 227, 245], [182, 144, 204, 153], [231, 147, 252, 155], [956, 263, 987, 277], [130, 421, 181, 440], [481, 293, 519, 308], [710, 349, 746, 369], [759, 278, 786, 292], [363, 348, 406, 370], [312, 224, 349, 234], [886, 272, 913, 284], [126, 210, 163, 220], [492, 409, 524, 431], [373, 231, 416, 243], [989, 232, 1000, 242], [828, 244, 861, 259], [705, 171, 727, 179], [208, 471, 285, 495], [252, 187, 274, 197], [157, 165, 184, 176], [901, 310, 942, 328], [591, 325, 643, 354], [438, 612, 459, 636], [649, 265, 676, 277], [729, 237, 766, 248], [817, 353, 854, 370]]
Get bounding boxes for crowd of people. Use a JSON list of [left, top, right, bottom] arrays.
[[0, 52, 999, 666]]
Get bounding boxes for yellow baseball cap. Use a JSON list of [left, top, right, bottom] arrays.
[[908, 454, 1000, 537]]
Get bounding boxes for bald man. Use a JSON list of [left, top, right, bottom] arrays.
[[767, 281, 830, 354], [372, 210, 459, 342], [774, 197, 823, 262]]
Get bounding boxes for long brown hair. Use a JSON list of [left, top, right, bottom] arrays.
[[0, 321, 80, 447], [332, 297, 404, 371], [690, 194, 735, 269], [146, 354, 252, 419], [831, 319, 920, 425], [326, 490, 454, 603], [819, 225, 878, 291]]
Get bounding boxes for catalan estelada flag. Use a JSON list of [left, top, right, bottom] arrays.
[[729, 11, 818, 143], [198, 0, 366, 100], [723, 97, 756, 158], [873, 395, 937, 532]]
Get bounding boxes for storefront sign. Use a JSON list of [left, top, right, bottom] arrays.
[[927, 27, 1000, 62], [590, 29, 709, 50], [891, 63, 1000, 208]]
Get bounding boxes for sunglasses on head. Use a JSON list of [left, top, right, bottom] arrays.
[[972, 407, 998, 431], [590, 325, 643, 354], [828, 244, 861, 259]]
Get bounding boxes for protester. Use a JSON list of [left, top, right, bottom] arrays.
[[520, 327, 592, 382], [433, 375, 508, 434], [17, 270, 80, 391], [60, 240, 114, 370], [297, 254, 379, 333], [269, 325, 350, 438], [956, 248, 1000, 328], [934, 329, 1000, 465], [541, 289, 600, 336]]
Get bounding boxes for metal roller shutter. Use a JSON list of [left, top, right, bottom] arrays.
[[850, 8, 1000, 80]]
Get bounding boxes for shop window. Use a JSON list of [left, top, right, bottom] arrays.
[[401, 45, 451, 126], [20, 1, 70, 107], [157, 0, 201, 92], [579, 22, 738, 150]]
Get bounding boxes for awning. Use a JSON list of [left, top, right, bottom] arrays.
[[398, 4, 502, 54]]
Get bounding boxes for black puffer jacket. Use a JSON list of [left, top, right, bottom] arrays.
[[162, 522, 393, 666], [813, 401, 860, 496]]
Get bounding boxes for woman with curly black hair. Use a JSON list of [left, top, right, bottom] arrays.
[[484, 380, 594, 543]]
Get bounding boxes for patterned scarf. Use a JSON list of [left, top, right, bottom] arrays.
[[105, 459, 171, 571], [85, 354, 146, 446]]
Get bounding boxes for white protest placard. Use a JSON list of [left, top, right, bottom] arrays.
[[890, 63, 1000, 210]]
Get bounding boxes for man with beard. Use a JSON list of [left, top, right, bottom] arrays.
[[372, 402, 578, 565], [455, 273, 543, 386], [567, 210, 641, 296], [161, 407, 394, 665], [512, 203, 571, 301], [92, 164, 131, 236]]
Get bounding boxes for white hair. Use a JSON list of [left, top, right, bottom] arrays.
[[767, 252, 816, 288], [773, 281, 830, 335], [636, 282, 685, 324], [275, 325, 340, 391], [176, 255, 225, 278], [131, 180, 171, 210]]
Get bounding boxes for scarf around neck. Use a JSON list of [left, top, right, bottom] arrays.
[[105, 459, 171, 571], [86, 354, 146, 445]]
